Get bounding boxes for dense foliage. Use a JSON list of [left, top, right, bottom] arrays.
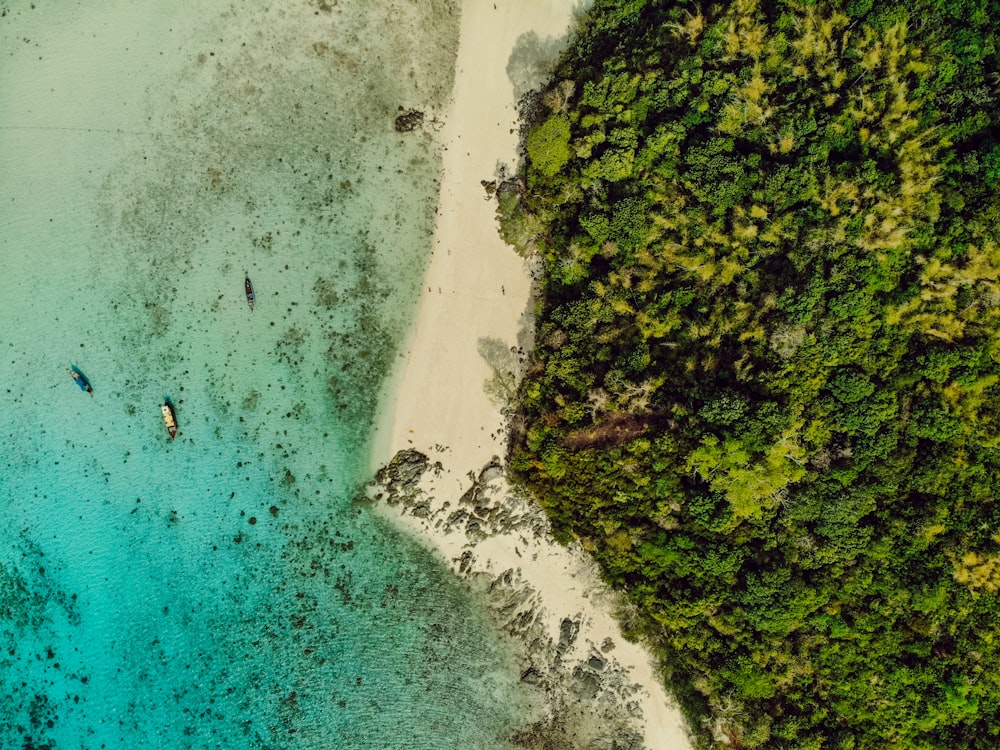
[[503, 0, 1000, 747]]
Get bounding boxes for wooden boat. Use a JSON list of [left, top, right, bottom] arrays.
[[245, 276, 255, 311], [162, 400, 178, 439], [69, 365, 93, 394]]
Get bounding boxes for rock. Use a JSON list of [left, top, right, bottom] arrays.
[[459, 481, 482, 506], [466, 519, 483, 538], [457, 457, 505, 508], [457, 550, 475, 574], [588, 653, 607, 672], [555, 617, 580, 662], [478, 457, 504, 484], [520, 667, 544, 686], [495, 178, 523, 205], [489, 569, 515, 592], [570, 665, 601, 699], [374, 449, 429, 489], [368, 450, 433, 510], [394, 108, 424, 132], [512, 608, 537, 634]]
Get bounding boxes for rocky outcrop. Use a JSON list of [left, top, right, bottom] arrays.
[[367, 449, 666, 750], [372, 448, 433, 495], [393, 107, 425, 132]]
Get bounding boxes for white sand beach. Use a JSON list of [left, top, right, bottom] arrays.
[[371, 1, 694, 748]]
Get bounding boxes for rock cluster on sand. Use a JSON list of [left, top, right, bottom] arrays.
[[367, 449, 662, 750]]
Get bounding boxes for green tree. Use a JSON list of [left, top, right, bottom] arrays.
[[526, 115, 572, 178]]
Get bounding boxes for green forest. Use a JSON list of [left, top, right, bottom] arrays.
[[501, 0, 1000, 747]]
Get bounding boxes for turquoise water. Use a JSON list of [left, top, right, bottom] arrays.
[[0, 2, 537, 747]]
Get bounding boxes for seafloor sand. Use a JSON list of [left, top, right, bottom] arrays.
[[372, 1, 695, 748]]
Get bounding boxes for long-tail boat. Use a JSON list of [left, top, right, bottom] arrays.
[[69, 365, 93, 394], [245, 276, 255, 311], [162, 399, 178, 439]]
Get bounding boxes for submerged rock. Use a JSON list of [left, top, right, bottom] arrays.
[[393, 108, 424, 132]]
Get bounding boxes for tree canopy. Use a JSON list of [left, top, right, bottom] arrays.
[[503, 0, 1000, 747]]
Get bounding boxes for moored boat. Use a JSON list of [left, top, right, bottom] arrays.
[[69, 365, 93, 394], [245, 275, 255, 311], [162, 400, 178, 439]]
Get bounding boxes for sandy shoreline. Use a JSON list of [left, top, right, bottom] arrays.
[[370, 2, 694, 748]]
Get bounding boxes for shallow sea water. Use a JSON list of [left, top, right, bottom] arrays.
[[0, 2, 537, 747]]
